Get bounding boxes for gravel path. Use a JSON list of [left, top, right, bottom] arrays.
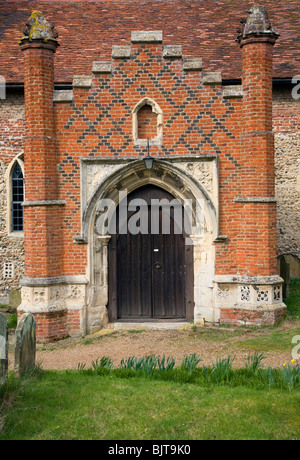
[[8, 324, 295, 371]]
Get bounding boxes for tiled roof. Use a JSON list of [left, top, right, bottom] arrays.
[[0, 0, 299, 83]]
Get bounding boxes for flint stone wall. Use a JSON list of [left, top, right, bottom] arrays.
[[273, 85, 300, 261], [0, 91, 25, 303]]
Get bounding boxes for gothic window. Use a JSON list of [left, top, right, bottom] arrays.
[[11, 161, 24, 232]]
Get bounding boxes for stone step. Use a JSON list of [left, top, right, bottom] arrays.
[[111, 321, 191, 331]]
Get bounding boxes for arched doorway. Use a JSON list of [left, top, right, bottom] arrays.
[[108, 184, 194, 322], [84, 157, 218, 333]]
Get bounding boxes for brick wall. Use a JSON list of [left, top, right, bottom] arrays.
[[18, 309, 81, 342], [52, 40, 244, 276], [0, 5, 294, 336], [0, 87, 299, 310], [1, 46, 299, 307], [20, 41, 65, 280], [137, 104, 157, 140], [220, 305, 287, 327], [233, 37, 278, 277]]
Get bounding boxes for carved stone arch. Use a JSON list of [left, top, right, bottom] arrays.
[[132, 97, 163, 146], [83, 157, 219, 333], [84, 159, 218, 241], [5, 153, 24, 178]]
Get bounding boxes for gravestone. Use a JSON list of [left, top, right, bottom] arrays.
[[0, 312, 8, 385], [14, 313, 36, 377], [279, 255, 290, 299], [9, 289, 22, 309]]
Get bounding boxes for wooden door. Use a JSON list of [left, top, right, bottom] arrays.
[[108, 185, 193, 321]]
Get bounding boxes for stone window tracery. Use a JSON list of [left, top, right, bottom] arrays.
[[5, 155, 24, 234], [11, 162, 24, 232]]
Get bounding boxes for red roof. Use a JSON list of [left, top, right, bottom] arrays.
[[1, 0, 299, 83]]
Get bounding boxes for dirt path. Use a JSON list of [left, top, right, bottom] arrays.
[[8, 323, 297, 370]]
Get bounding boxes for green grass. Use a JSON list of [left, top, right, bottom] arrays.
[[0, 369, 299, 440], [231, 279, 300, 352], [189, 327, 248, 342], [286, 279, 300, 320], [0, 280, 299, 440], [1, 352, 300, 440], [233, 326, 300, 352], [6, 313, 17, 329], [0, 305, 17, 329]]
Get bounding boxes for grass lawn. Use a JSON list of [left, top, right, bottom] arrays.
[[233, 326, 300, 352], [285, 279, 300, 320], [0, 304, 18, 329], [0, 370, 300, 440], [232, 279, 300, 352], [0, 279, 299, 441]]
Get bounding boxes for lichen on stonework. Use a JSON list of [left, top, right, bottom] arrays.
[[19, 11, 58, 44], [236, 6, 279, 43]]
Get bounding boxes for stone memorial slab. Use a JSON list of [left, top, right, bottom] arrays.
[[14, 313, 36, 377], [0, 313, 8, 385]]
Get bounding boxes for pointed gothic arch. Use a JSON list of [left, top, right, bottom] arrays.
[[5, 154, 24, 234], [82, 157, 219, 333]]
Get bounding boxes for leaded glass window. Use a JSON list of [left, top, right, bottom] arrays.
[[11, 162, 24, 232]]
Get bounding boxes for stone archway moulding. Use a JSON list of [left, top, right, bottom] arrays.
[[79, 155, 220, 333]]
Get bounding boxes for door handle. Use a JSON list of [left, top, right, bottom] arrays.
[[154, 262, 162, 269]]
